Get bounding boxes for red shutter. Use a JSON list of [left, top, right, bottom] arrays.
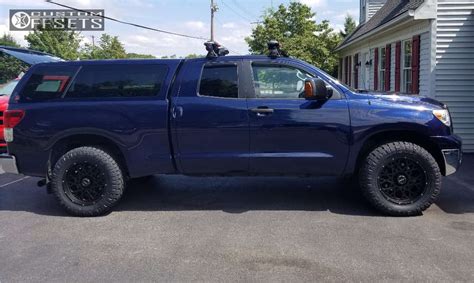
[[339, 58, 343, 80], [354, 53, 359, 89], [343, 57, 347, 84], [374, 48, 379, 91], [412, 35, 420, 94], [348, 56, 352, 86], [385, 44, 391, 91], [395, 41, 401, 92]]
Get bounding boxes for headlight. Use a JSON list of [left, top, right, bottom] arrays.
[[433, 109, 451, 127]]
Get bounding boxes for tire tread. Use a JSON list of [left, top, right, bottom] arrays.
[[51, 146, 124, 217], [359, 141, 441, 216]]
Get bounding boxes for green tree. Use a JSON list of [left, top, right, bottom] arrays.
[[245, 2, 341, 75], [25, 28, 81, 60], [82, 34, 127, 59], [0, 34, 27, 84], [340, 15, 357, 38], [127, 53, 155, 59], [0, 34, 20, 47], [185, 53, 204, 59], [160, 54, 177, 59]]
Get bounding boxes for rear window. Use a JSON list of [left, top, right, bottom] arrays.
[[20, 65, 78, 102], [65, 64, 168, 99]]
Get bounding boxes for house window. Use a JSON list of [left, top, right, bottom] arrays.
[[379, 47, 386, 91], [402, 40, 412, 93]]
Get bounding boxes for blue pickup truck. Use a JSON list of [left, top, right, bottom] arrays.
[[0, 44, 462, 217]]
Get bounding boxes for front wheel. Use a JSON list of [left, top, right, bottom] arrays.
[[359, 142, 441, 216], [51, 147, 125, 217]]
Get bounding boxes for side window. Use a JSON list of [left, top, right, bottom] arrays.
[[20, 65, 78, 102], [199, 65, 238, 98], [252, 64, 313, 99], [65, 64, 168, 98]]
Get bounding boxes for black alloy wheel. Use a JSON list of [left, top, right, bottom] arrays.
[[51, 147, 125, 217], [359, 142, 441, 216], [64, 161, 107, 205], [377, 157, 427, 205]]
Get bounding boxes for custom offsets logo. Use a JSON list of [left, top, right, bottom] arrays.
[[10, 9, 105, 31]]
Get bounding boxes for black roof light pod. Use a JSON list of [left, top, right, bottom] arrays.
[[267, 40, 288, 59], [204, 41, 229, 59]]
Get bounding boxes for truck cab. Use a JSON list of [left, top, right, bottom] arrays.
[[171, 56, 350, 176]]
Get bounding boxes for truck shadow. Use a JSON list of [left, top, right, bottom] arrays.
[[115, 176, 378, 216], [0, 171, 473, 217]]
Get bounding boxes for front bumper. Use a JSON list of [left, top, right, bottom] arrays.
[[442, 149, 462, 176], [0, 154, 19, 174], [431, 134, 462, 176]]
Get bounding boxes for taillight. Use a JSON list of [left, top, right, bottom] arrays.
[[4, 110, 25, 128], [4, 110, 24, 143]]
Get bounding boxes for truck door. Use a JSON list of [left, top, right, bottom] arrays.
[[171, 59, 249, 174], [244, 60, 351, 176]]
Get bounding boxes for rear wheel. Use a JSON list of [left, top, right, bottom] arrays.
[[51, 147, 125, 217], [359, 142, 441, 216]]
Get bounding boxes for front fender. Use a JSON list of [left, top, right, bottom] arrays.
[[344, 99, 450, 176]]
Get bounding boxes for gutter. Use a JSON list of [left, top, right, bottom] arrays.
[[335, 10, 414, 52]]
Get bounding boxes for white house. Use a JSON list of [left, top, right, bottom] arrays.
[[336, 0, 474, 152]]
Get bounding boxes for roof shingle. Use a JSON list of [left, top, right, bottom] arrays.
[[337, 0, 424, 50]]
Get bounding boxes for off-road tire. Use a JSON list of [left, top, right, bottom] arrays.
[[359, 142, 441, 216], [51, 147, 125, 217]]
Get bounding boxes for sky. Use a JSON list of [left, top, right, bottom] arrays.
[[0, 0, 359, 57]]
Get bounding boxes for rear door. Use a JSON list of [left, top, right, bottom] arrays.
[[244, 59, 351, 176], [171, 59, 249, 174]]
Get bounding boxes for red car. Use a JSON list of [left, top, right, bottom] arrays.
[[0, 79, 19, 152]]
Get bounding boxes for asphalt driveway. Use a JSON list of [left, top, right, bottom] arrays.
[[0, 155, 473, 282]]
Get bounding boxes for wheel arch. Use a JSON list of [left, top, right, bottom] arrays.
[[353, 130, 446, 176], [48, 134, 129, 179]]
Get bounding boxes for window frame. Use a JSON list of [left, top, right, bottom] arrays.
[[250, 63, 315, 100], [379, 47, 386, 91], [401, 40, 413, 93], [248, 60, 342, 100], [17, 64, 80, 103], [352, 53, 358, 88], [62, 63, 169, 101], [197, 62, 241, 99]]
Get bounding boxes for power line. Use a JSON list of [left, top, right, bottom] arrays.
[[230, 0, 258, 19], [45, 0, 209, 41], [219, 0, 254, 23], [45, 0, 243, 55]]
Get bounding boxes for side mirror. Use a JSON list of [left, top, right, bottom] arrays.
[[304, 78, 332, 100]]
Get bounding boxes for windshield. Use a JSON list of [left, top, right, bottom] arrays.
[[0, 80, 19, 96]]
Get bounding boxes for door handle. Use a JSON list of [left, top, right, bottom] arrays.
[[250, 107, 274, 115]]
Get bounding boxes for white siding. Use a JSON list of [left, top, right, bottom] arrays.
[[419, 32, 431, 96], [390, 43, 396, 91], [436, 0, 474, 152]]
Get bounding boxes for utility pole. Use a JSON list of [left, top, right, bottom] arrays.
[[210, 0, 218, 41], [91, 35, 95, 48]]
